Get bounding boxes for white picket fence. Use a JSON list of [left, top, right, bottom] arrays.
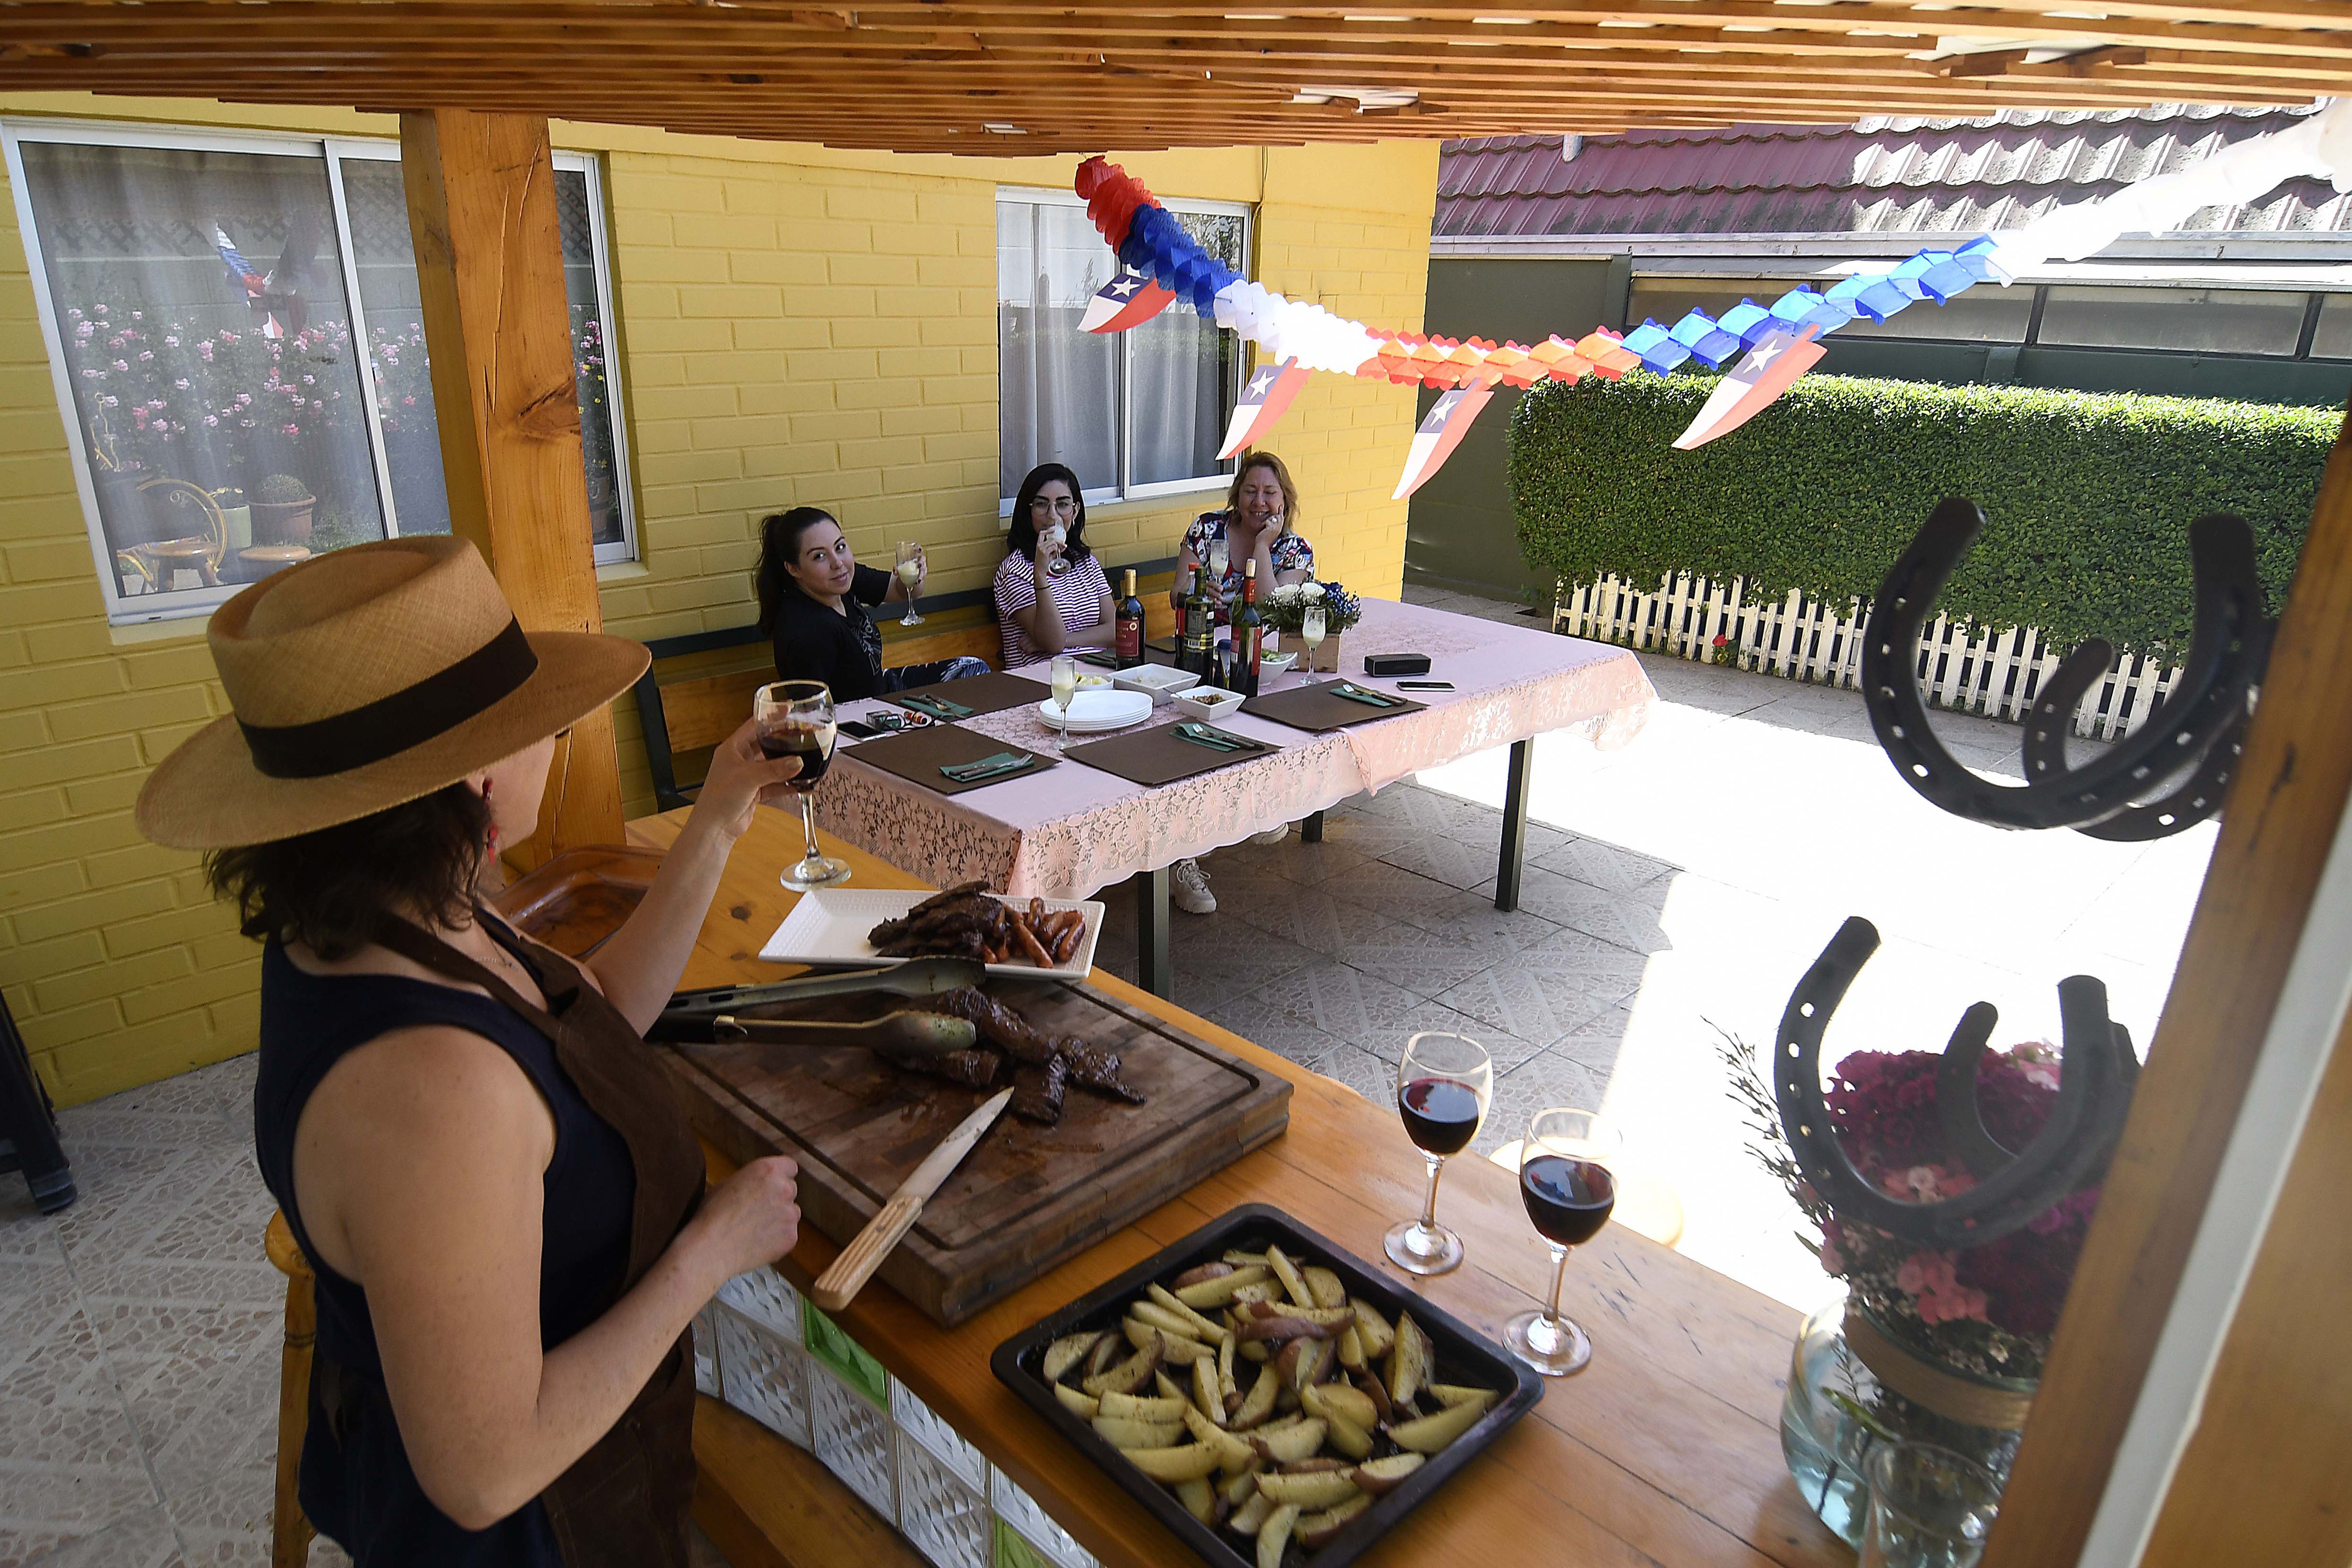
[[1553, 573, 2182, 741]]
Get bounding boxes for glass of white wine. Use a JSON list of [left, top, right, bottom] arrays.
[[1049, 654, 1079, 754], [1300, 602, 1327, 672], [894, 542, 925, 627], [1207, 534, 1231, 591]]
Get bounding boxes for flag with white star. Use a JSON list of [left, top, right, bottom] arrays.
[[1672, 326, 1826, 449], [1391, 382, 1498, 500], [1217, 357, 1310, 460], [1080, 269, 1178, 334]]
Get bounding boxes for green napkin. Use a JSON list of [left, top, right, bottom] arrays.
[[941, 752, 1033, 783]]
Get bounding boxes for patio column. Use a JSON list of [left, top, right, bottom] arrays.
[[399, 108, 622, 863]]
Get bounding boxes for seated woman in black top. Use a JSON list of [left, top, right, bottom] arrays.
[[754, 506, 988, 699]]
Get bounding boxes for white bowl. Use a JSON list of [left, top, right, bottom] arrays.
[[1260, 650, 1298, 673], [1075, 673, 1114, 690], [1111, 664, 1203, 705], [1175, 687, 1247, 722]]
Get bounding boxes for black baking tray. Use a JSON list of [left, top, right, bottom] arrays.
[[990, 1203, 1544, 1567]]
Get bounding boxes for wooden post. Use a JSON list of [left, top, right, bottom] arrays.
[[401, 109, 622, 861]]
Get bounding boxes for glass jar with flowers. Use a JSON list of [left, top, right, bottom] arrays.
[[1261, 580, 1365, 672]]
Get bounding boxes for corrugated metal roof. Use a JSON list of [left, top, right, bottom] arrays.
[[1436, 106, 2352, 238]]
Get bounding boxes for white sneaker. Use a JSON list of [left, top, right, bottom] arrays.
[[1250, 824, 1291, 846], [1171, 857, 1216, 914]]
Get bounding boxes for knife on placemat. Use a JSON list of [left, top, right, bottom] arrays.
[[811, 1087, 1014, 1311]]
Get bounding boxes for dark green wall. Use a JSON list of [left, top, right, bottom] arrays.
[[1406, 254, 2352, 601]]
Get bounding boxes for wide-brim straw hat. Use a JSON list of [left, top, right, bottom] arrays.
[[136, 536, 649, 850]]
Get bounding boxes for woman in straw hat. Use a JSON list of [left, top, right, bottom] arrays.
[[136, 537, 806, 1567]]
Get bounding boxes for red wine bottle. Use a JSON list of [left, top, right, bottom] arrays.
[[1116, 569, 1145, 668], [1233, 558, 1264, 697]]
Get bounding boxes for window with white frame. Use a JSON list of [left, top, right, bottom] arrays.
[[3, 122, 635, 625], [996, 188, 1247, 511]]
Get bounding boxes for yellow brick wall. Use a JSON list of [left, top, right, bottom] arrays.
[[0, 93, 1437, 1103]]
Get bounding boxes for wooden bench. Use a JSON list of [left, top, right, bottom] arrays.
[[634, 565, 1177, 811]]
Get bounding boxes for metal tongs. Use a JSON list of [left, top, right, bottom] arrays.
[[711, 1011, 979, 1057], [652, 955, 984, 1042]]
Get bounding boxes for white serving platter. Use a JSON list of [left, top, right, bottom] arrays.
[[1036, 689, 1154, 732], [760, 889, 1107, 982], [1110, 664, 1201, 705]]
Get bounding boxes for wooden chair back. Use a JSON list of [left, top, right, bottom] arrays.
[[264, 1211, 318, 1568]]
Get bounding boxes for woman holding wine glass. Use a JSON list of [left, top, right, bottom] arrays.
[[992, 464, 1114, 669], [755, 507, 988, 701]]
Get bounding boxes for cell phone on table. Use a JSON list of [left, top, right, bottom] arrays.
[[838, 719, 884, 740], [1397, 680, 1454, 692], [1079, 650, 1123, 668]]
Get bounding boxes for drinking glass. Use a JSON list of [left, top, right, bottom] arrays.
[[1300, 603, 1327, 671], [1049, 654, 1079, 754], [1383, 1032, 1492, 1276], [1861, 1443, 2002, 1568], [894, 542, 925, 626], [1043, 522, 1071, 577], [1207, 534, 1231, 590], [754, 680, 852, 891], [1504, 1106, 1621, 1376]]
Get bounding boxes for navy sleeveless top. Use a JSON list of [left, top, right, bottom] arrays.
[[253, 923, 637, 1565]]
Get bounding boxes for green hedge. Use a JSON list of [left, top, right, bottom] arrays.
[[1508, 373, 2338, 655]]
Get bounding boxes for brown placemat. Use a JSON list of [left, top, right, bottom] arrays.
[[1240, 679, 1429, 733], [1064, 723, 1282, 787], [840, 723, 1060, 796], [882, 670, 1048, 721]]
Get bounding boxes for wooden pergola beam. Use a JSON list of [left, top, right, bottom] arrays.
[[400, 107, 621, 863]]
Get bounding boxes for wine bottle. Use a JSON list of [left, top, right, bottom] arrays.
[[1181, 565, 1216, 680], [1234, 558, 1264, 698], [1116, 569, 1145, 668]]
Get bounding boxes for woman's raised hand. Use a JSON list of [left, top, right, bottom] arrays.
[[695, 717, 804, 842], [690, 1154, 803, 1283]]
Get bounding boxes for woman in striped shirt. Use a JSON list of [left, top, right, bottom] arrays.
[[993, 463, 1115, 669]]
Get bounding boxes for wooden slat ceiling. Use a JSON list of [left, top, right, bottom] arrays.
[[1, 0, 2349, 152]]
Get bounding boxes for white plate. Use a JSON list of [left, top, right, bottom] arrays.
[[760, 889, 1106, 981], [1036, 689, 1153, 732]]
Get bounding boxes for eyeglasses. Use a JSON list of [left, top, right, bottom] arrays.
[[1028, 496, 1079, 517]]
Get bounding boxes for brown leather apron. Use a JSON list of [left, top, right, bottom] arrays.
[[352, 909, 708, 1568]]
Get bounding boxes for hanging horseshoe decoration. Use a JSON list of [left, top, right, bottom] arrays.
[[1860, 498, 2272, 836], [1774, 917, 2139, 1247]]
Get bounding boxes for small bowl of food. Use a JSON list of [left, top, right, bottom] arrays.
[[1175, 686, 1246, 723], [1076, 673, 1114, 691], [1260, 650, 1298, 674]]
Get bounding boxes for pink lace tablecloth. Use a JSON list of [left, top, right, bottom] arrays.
[[810, 598, 1654, 898]]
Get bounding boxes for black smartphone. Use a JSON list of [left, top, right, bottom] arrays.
[[1397, 680, 1455, 691], [837, 719, 884, 740], [1079, 650, 1123, 668]]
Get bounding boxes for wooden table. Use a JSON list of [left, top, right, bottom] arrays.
[[630, 805, 1842, 1568]]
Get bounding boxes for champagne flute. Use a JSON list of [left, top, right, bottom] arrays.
[[1049, 654, 1079, 754], [894, 542, 925, 627], [1300, 602, 1327, 674], [1207, 534, 1231, 593], [754, 680, 852, 891], [1384, 1032, 1492, 1276], [1505, 1106, 1622, 1376]]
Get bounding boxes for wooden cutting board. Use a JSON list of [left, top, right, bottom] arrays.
[[661, 977, 1292, 1325]]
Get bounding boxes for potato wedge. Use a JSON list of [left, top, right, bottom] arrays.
[[1240, 1301, 1356, 1329], [1221, 1469, 1260, 1509], [1130, 1300, 1205, 1342], [1131, 1318, 1212, 1365], [1236, 1312, 1341, 1345], [1256, 1503, 1300, 1568], [1335, 1323, 1366, 1372], [1255, 1470, 1360, 1510], [1083, 1332, 1163, 1398], [1053, 1384, 1100, 1419], [1264, 1244, 1316, 1309], [1218, 1333, 1237, 1400], [1388, 1395, 1488, 1454], [1276, 1335, 1334, 1392], [1299, 1384, 1373, 1460], [1429, 1383, 1499, 1412], [1174, 1475, 1218, 1527], [1237, 1339, 1270, 1363], [1094, 1415, 1184, 1449], [1125, 1441, 1225, 1483], [1148, 1284, 1235, 1343], [1154, 1370, 1190, 1403], [1042, 1330, 1104, 1386], [1173, 1260, 1236, 1290], [1228, 1363, 1280, 1431], [1184, 1404, 1256, 1471], [1353, 1369, 1394, 1424], [1311, 1381, 1378, 1429], [1301, 1266, 1348, 1310], [1222, 1249, 1270, 1267], [1349, 1297, 1397, 1360], [1192, 1358, 1226, 1425], [1101, 1388, 1188, 1422], [1388, 1312, 1429, 1407], [1227, 1492, 1275, 1536], [1279, 1457, 1348, 1474], [1249, 1417, 1327, 1464], [1297, 1494, 1372, 1549], [1347, 1453, 1427, 1494], [1174, 1265, 1272, 1310], [1229, 1280, 1283, 1308]]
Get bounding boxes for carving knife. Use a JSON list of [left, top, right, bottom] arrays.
[[809, 1086, 1014, 1311]]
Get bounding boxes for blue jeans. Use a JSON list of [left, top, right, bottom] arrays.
[[883, 655, 990, 692]]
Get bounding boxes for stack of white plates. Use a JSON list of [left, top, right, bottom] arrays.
[[1037, 689, 1154, 732]]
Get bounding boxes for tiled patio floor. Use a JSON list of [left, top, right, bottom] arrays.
[[0, 583, 2213, 1566]]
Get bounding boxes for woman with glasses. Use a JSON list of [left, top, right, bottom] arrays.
[[993, 463, 1115, 669]]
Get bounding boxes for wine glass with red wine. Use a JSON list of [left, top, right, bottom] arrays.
[[754, 680, 852, 891], [1382, 1032, 1493, 1277], [1504, 1106, 1622, 1376]]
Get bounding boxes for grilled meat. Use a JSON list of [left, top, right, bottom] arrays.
[[1060, 1040, 1145, 1103], [884, 1047, 1003, 1089], [1010, 1055, 1068, 1124]]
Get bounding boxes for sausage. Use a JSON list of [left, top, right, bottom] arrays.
[[1009, 913, 1055, 968], [1051, 918, 1082, 964], [1030, 896, 1049, 930]]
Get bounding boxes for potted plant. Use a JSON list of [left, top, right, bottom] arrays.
[[1262, 580, 1365, 672], [251, 472, 316, 545]]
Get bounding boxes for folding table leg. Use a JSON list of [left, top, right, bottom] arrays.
[[1495, 739, 1534, 913], [1136, 865, 1172, 999], [0, 999, 72, 1213], [1301, 811, 1325, 844]]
